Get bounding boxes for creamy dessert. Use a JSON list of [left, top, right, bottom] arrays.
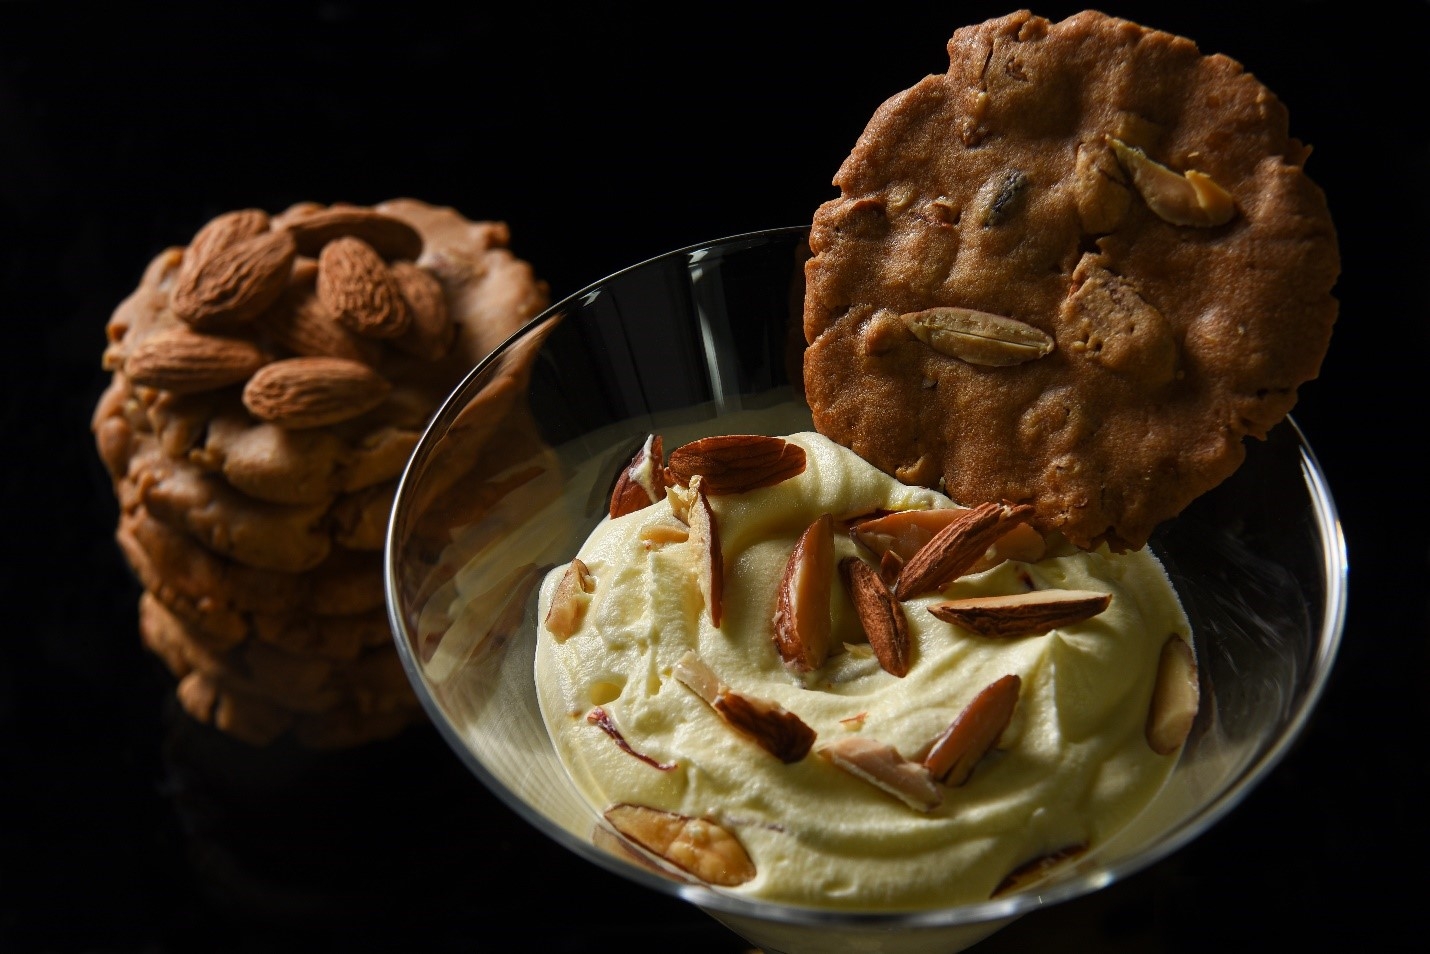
[[532, 429, 1198, 910]]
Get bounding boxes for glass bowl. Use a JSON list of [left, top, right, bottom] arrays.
[[384, 227, 1347, 954]]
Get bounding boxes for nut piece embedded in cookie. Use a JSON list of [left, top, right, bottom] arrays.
[[124, 327, 267, 394], [171, 229, 297, 331], [242, 356, 392, 429], [317, 236, 412, 339], [900, 307, 1054, 367]]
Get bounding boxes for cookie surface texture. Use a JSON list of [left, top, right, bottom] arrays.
[[803, 9, 1339, 551]]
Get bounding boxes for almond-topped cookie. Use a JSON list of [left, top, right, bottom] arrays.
[[803, 9, 1340, 551]]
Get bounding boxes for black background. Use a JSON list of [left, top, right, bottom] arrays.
[[3, 2, 1427, 952]]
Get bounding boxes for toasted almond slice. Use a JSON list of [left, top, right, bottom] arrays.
[[817, 735, 942, 812], [638, 517, 690, 549], [894, 501, 1034, 599], [1146, 634, 1199, 755], [674, 652, 816, 763], [666, 434, 806, 494], [990, 843, 1089, 898], [772, 513, 834, 672], [839, 557, 911, 677], [685, 476, 724, 627], [878, 548, 904, 588], [544, 558, 595, 640], [971, 521, 1047, 572], [604, 804, 756, 887], [609, 434, 666, 518], [672, 651, 723, 704], [923, 674, 1021, 786], [851, 507, 966, 562], [927, 589, 1111, 639], [587, 707, 676, 771]]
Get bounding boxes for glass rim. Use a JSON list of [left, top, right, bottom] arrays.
[[384, 226, 1349, 930]]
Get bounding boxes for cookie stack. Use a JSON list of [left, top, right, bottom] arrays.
[[92, 199, 550, 748]]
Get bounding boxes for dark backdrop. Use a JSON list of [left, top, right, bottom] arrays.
[[3, 2, 1426, 952]]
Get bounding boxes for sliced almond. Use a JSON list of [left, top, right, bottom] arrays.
[[638, 517, 689, 549], [878, 548, 904, 588], [991, 843, 1088, 898], [851, 507, 966, 562], [901, 307, 1054, 366], [1108, 137, 1236, 228], [666, 434, 806, 494], [927, 589, 1111, 639], [587, 707, 676, 771], [839, 557, 911, 677], [544, 558, 595, 640], [685, 476, 724, 627], [772, 513, 834, 672], [674, 652, 815, 764], [817, 735, 942, 812], [923, 674, 1021, 786], [1146, 634, 1199, 755], [609, 434, 666, 518], [604, 804, 756, 887], [894, 501, 1035, 599]]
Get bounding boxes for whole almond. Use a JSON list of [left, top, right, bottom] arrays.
[[242, 356, 391, 429], [124, 327, 266, 394], [389, 260, 455, 359], [283, 205, 425, 261], [317, 236, 412, 339], [171, 229, 297, 330], [666, 434, 807, 495], [257, 284, 382, 365], [180, 209, 270, 277]]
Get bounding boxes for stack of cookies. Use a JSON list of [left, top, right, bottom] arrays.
[[92, 199, 550, 748]]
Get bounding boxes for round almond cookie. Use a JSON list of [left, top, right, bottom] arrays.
[[803, 9, 1339, 551]]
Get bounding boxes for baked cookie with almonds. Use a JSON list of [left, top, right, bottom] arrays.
[[803, 9, 1339, 551], [95, 198, 551, 748]]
